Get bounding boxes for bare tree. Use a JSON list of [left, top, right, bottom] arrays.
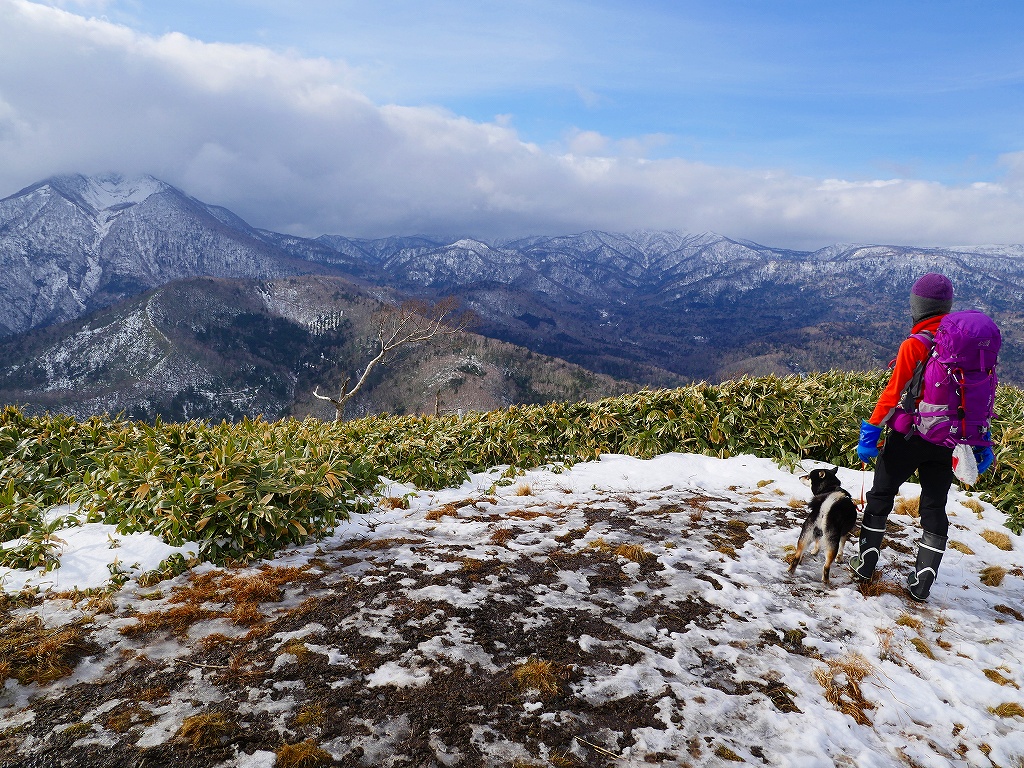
[[313, 296, 473, 421]]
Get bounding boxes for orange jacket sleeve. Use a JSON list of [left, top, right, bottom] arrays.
[[869, 335, 930, 426]]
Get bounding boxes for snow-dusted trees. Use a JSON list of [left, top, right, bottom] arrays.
[[313, 297, 473, 421]]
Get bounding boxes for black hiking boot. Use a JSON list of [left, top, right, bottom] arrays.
[[849, 513, 888, 582], [906, 531, 947, 602]]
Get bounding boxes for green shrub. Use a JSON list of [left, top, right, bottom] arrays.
[[2, 372, 1021, 569]]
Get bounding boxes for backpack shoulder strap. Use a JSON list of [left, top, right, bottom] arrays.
[[898, 331, 936, 412]]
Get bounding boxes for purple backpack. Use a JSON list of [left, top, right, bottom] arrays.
[[892, 310, 1000, 447]]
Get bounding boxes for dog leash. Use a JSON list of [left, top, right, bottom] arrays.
[[858, 463, 867, 512]]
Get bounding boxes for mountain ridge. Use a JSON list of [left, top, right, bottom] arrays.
[[4, 173, 1024, 412]]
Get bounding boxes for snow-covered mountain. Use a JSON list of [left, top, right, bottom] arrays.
[[5, 173, 1024, 390], [0, 174, 326, 336]]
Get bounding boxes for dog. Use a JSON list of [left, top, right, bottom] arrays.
[[788, 466, 858, 586]]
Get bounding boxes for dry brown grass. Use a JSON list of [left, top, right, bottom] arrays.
[[980, 565, 1008, 587], [379, 495, 409, 510], [714, 744, 745, 762], [894, 496, 920, 518], [294, 704, 326, 727], [857, 567, 908, 600], [0, 616, 92, 685], [813, 652, 875, 725], [103, 703, 154, 733], [981, 529, 1013, 551], [949, 540, 974, 555], [910, 638, 935, 659], [123, 564, 318, 637], [585, 537, 614, 553], [876, 627, 904, 665], [896, 613, 923, 632], [424, 499, 475, 521], [513, 483, 533, 496], [177, 712, 236, 748], [230, 601, 265, 626], [787, 498, 805, 509], [281, 641, 311, 661], [489, 527, 515, 545], [983, 669, 1019, 688], [989, 702, 1024, 719], [756, 479, 773, 488], [615, 543, 653, 563], [961, 498, 985, 516], [512, 657, 568, 697], [120, 604, 219, 638], [995, 604, 1024, 621], [276, 740, 334, 768]]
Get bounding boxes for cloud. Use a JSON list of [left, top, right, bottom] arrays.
[[1, 0, 1023, 249]]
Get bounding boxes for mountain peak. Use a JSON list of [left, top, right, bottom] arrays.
[[48, 173, 169, 212]]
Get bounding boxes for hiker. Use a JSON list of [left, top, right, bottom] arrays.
[[851, 272, 997, 601]]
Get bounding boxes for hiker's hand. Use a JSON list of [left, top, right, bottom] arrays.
[[857, 421, 882, 464], [974, 445, 994, 475]]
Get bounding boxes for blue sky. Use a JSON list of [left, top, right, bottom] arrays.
[[2, 0, 1024, 246], [101, 0, 1024, 182]]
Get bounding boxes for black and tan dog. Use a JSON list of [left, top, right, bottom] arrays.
[[788, 467, 858, 586]]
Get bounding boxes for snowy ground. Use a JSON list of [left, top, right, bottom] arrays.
[[2, 452, 1024, 767]]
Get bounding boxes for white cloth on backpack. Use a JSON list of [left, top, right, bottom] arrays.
[[952, 442, 978, 486]]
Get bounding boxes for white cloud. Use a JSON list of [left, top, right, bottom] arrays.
[[1, 0, 1023, 249]]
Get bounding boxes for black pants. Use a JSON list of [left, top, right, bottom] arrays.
[[865, 431, 954, 537]]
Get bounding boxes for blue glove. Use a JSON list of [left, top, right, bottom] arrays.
[[974, 445, 994, 474], [857, 420, 883, 464]]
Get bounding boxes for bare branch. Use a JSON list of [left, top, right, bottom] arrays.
[[314, 297, 473, 421]]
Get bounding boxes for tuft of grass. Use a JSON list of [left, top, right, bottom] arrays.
[[512, 657, 567, 697], [756, 479, 772, 488], [988, 702, 1024, 719], [513, 483, 533, 496], [994, 604, 1024, 621], [176, 712, 235, 748], [857, 569, 907, 600], [813, 652, 875, 726], [615, 543, 653, 563], [0, 616, 92, 685], [894, 496, 920, 518], [230, 601, 265, 626], [896, 613, 923, 632], [714, 744, 746, 762], [949, 540, 974, 555], [423, 499, 471, 524], [120, 604, 218, 638], [962, 498, 985, 516], [585, 537, 613, 553], [281, 641, 311, 661], [103, 703, 155, 733], [910, 638, 935, 659], [379, 495, 409, 510], [981, 529, 1013, 551], [275, 740, 334, 768], [489, 527, 514, 545], [875, 627, 904, 665], [294, 704, 326, 727], [983, 669, 1019, 688], [980, 565, 1008, 587], [787, 497, 805, 509]]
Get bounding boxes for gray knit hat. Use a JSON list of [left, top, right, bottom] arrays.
[[910, 272, 954, 323]]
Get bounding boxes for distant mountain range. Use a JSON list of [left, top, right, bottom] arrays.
[[0, 274, 637, 421], [2, 173, 1023, 419]]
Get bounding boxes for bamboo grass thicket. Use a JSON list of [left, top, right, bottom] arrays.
[[1, 371, 1021, 567]]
